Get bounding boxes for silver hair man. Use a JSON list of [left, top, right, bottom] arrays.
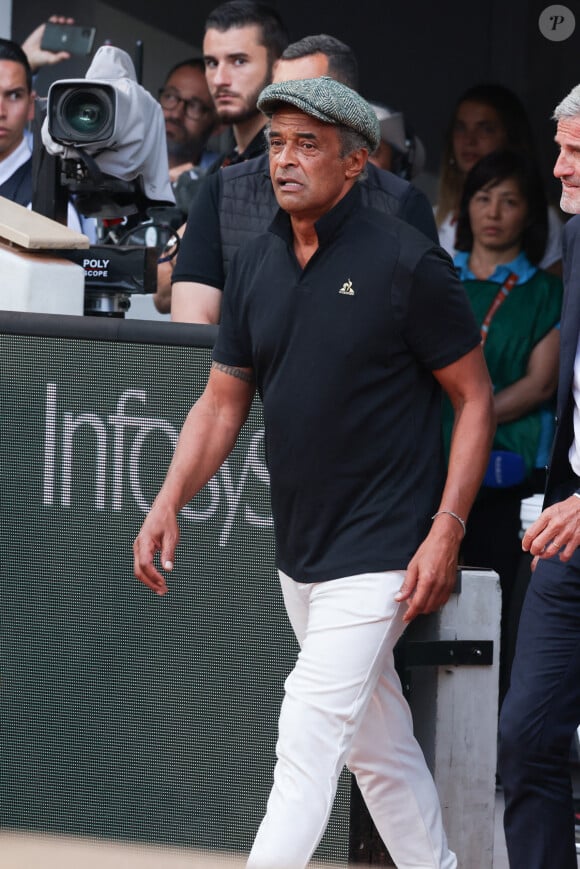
[[553, 82, 580, 214]]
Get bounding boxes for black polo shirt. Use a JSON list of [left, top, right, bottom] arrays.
[[213, 184, 480, 583]]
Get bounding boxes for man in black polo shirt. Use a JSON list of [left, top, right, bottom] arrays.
[[134, 77, 495, 868]]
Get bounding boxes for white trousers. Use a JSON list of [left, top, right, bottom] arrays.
[[247, 570, 457, 869]]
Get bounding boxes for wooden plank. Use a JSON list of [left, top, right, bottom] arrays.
[[0, 196, 90, 249]]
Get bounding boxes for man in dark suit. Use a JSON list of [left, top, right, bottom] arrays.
[[498, 82, 580, 868]]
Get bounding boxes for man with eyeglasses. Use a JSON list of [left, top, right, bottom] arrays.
[[158, 58, 219, 218]]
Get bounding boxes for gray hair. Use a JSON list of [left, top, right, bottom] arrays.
[[336, 125, 372, 158], [553, 83, 580, 120], [280, 34, 358, 90], [337, 125, 369, 180]]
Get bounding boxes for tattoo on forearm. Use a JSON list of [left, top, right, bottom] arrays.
[[212, 361, 255, 383]]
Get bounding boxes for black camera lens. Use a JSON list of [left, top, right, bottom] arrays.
[[63, 91, 109, 136], [49, 82, 116, 146]]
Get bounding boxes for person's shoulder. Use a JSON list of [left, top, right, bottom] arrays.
[[564, 213, 580, 240], [220, 152, 270, 183], [227, 222, 278, 267], [561, 214, 580, 268], [537, 264, 564, 285], [191, 169, 221, 198], [533, 267, 564, 296], [358, 198, 435, 251], [363, 162, 410, 199], [360, 163, 438, 242], [355, 204, 451, 286], [217, 153, 272, 209]]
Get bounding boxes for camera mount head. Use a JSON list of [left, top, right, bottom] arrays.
[[41, 45, 175, 219]]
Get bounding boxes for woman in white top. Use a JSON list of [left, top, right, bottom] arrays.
[[436, 82, 562, 273]]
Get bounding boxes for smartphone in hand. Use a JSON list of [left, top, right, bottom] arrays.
[[40, 22, 96, 56]]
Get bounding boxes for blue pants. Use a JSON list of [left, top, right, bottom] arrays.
[[498, 548, 580, 868]]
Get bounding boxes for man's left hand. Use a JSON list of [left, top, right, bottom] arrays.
[[22, 16, 74, 73], [522, 494, 580, 562], [395, 515, 462, 622]]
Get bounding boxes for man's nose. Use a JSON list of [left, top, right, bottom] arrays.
[[212, 62, 230, 87], [462, 127, 477, 145], [276, 143, 297, 165], [554, 150, 572, 178]]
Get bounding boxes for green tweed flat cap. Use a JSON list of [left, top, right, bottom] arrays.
[[257, 76, 380, 152]]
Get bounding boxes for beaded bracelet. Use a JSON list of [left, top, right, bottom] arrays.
[[431, 509, 467, 538]]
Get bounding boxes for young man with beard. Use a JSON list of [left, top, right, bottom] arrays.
[[158, 58, 219, 220], [203, 0, 289, 167], [152, 0, 288, 310]]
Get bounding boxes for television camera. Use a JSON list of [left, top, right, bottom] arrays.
[[34, 45, 177, 316]]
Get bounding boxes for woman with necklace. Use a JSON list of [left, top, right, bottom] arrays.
[[442, 148, 563, 702]]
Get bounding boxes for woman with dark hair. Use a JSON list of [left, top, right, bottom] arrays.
[[442, 149, 563, 701], [455, 149, 549, 267], [436, 83, 562, 272]]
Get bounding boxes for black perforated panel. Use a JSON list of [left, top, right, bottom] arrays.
[[0, 329, 349, 863]]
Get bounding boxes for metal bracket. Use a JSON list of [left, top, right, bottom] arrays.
[[403, 640, 493, 667]]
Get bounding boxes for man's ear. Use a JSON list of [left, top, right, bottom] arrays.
[[345, 148, 368, 179], [27, 90, 37, 123]]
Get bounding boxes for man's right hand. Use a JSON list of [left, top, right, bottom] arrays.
[[522, 494, 580, 562], [132, 364, 254, 594], [133, 499, 180, 595]]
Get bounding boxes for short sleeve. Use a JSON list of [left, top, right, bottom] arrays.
[[400, 245, 481, 370], [172, 172, 225, 290], [212, 251, 254, 369]]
